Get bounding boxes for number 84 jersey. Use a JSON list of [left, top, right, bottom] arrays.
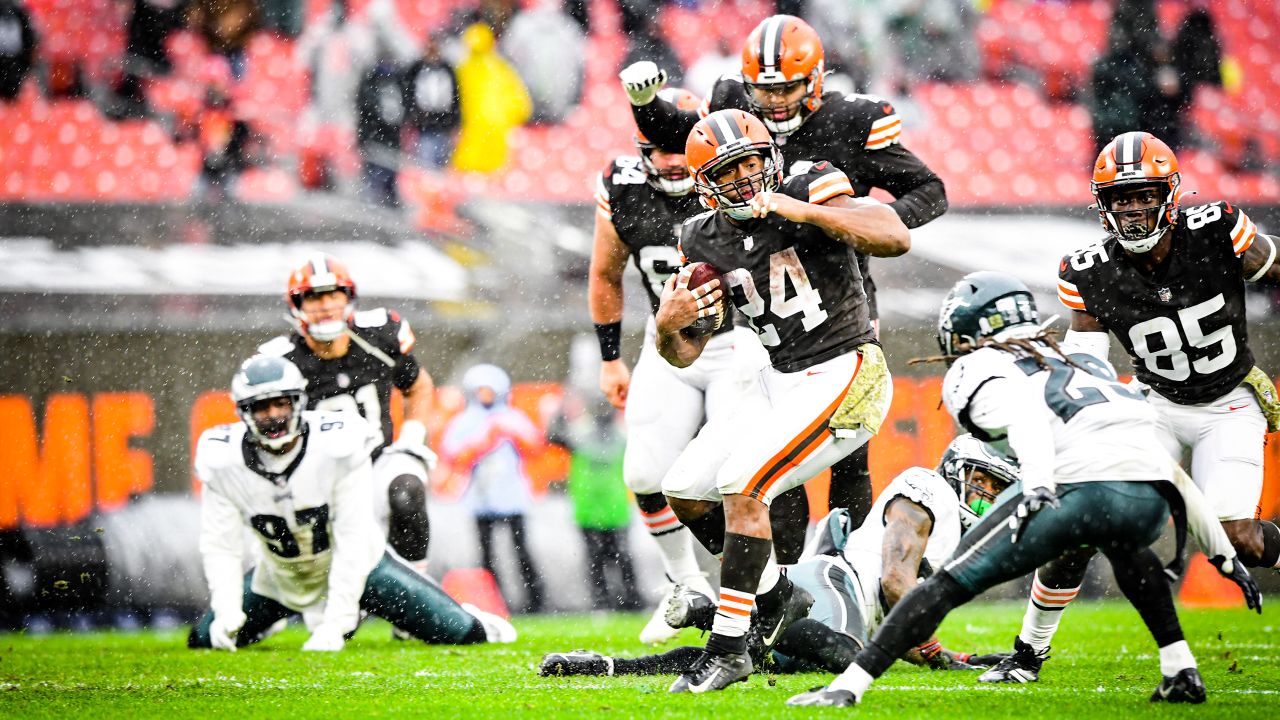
[[1057, 201, 1257, 404]]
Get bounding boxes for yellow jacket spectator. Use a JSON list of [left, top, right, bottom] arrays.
[[452, 23, 531, 173]]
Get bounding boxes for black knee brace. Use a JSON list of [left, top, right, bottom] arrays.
[[387, 475, 429, 561], [681, 503, 726, 555]]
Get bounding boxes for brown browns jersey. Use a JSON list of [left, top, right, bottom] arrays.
[[259, 308, 419, 454], [678, 162, 876, 372], [1057, 201, 1259, 404]]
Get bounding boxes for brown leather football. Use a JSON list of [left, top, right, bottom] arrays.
[[683, 261, 727, 337]]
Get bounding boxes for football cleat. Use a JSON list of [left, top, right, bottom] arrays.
[[640, 584, 683, 645], [663, 584, 717, 632], [978, 636, 1048, 683], [1150, 668, 1207, 704], [746, 578, 814, 663], [461, 603, 517, 644], [669, 650, 753, 694], [539, 650, 615, 677], [786, 686, 858, 707]]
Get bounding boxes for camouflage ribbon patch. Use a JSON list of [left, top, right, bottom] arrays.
[[829, 343, 892, 438], [1241, 366, 1280, 433]]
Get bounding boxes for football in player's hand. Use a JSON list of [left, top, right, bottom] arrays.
[[682, 261, 728, 337]]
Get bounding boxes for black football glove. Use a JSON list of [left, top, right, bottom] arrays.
[[1208, 555, 1263, 614], [1009, 486, 1060, 544]]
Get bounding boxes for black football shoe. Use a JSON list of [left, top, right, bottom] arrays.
[[978, 636, 1048, 683], [668, 650, 752, 694], [786, 686, 858, 707], [664, 585, 716, 632], [746, 578, 814, 663], [1150, 668, 1207, 704], [539, 650, 614, 677]]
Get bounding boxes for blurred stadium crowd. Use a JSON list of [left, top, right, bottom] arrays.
[[0, 0, 1275, 220]]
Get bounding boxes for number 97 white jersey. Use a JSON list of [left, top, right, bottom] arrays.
[[195, 411, 384, 613], [942, 344, 1168, 485]]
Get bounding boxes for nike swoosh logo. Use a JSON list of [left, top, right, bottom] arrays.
[[688, 670, 723, 693], [762, 619, 786, 646], [1227, 403, 1249, 411], [806, 370, 824, 376]]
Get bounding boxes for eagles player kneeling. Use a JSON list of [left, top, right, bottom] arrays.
[[187, 356, 515, 652], [787, 272, 1259, 707]]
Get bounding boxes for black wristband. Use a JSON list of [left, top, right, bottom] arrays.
[[594, 322, 622, 361]]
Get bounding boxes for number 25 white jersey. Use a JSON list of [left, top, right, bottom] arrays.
[[942, 343, 1166, 486]]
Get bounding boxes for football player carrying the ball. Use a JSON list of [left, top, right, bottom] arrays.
[[621, 15, 949, 538], [589, 88, 769, 643], [652, 108, 909, 694]]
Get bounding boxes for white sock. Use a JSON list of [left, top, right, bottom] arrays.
[[828, 662, 874, 699], [755, 553, 780, 595], [1159, 640, 1196, 677], [710, 588, 754, 639], [642, 507, 703, 585], [1020, 572, 1080, 652]]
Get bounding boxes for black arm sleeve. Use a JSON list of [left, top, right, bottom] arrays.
[[854, 144, 949, 228], [631, 96, 701, 154]]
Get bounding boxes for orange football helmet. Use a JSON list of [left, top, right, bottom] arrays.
[[741, 15, 825, 135], [286, 253, 358, 341], [686, 109, 783, 220], [1091, 131, 1182, 252], [636, 87, 702, 195]]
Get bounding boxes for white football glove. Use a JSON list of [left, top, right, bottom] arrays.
[[619, 61, 667, 106], [209, 610, 245, 652], [302, 624, 346, 652], [388, 420, 439, 470]]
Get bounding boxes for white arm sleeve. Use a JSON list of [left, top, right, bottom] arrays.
[[199, 485, 248, 621], [1170, 462, 1237, 561], [967, 378, 1058, 493], [320, 455, 383, 634], [1062, 330, 1111, 362]]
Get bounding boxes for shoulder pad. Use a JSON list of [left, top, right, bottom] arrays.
[[835, 93, 901, 150], [603, 154, 647, 187], [303, 411, 376, 460], [790, 161, 855, 204], [195, 422, 247, 476], [257, 335, 296, 358], [709, 77, 751, 112], [1183, 201, 1259, 256], [353, 308, 390, 328], [884, 467, 948, 517], [942, 348, 1017, 419]]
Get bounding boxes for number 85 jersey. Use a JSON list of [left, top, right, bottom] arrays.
[[1057, 201, 1258, 404]]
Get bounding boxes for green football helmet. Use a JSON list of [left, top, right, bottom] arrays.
[[937, 271, 1040, 356]]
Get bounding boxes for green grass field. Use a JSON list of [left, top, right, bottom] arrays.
[[1, 601, 1276, 718]]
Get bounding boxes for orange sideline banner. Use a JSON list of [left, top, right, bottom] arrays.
[[2, 377, 1278, 529]]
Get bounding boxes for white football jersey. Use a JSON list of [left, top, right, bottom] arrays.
[[942, 343, 1166, 489], [841, 467, 962, 632], [195, 411, 384, 633]]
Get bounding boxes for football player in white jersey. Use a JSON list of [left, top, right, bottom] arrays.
[[788, 271, 1261, 707], [538, 435, 1017, 678], [187, 356, 514, 652]]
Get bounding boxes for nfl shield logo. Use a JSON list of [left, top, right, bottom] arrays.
[[1157, 287, 1172, 302]]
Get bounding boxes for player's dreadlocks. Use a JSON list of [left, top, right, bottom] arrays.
[[909, 328, 1087, 372]]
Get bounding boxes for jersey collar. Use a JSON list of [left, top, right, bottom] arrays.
[[241, 422, 311, 486]]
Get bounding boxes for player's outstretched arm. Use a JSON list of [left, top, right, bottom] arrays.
[[199, 485, 248, 651], [879, 497, 951, 666], [1241, 232, 1280, 284], [589, 209, 633, 409], [750, 192, 909, 257], [655, 272, 716, 368], [310, 455, 383, 651]]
